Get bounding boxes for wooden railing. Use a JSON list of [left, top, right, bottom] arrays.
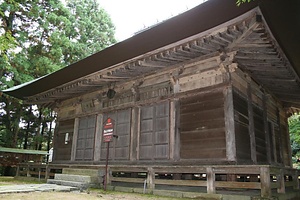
[[108, 165, 300, 198], [16, 163, 300, 198]]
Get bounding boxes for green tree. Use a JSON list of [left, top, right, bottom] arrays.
[[289, 114, 300, 168], [236, 0, 254, 6], [0, 0, 116, 150], [65, 0, 116, 61]]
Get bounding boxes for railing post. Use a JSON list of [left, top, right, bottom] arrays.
[[26, 164, 30, 177], [206, 167, 215, 194], [260, 166, 271, 198], [277, 169, 285, 194], [147, 167, 155, 193], [38, 166, 41, 181]]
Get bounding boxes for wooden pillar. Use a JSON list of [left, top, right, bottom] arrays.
[[170, 99, 180, 161], [94, 114, 103, 162], [130, 107, 139, 161], [276, 108, 283, 164], [71, 118, 79, 161], [224, 86, 236, 162], [136, 107, 141, 160], [247, 80, 257, 164], [277, 169, 285, 194], [207, 167, 216, 194], [147, 167, 155, 192], [263, 93, 272, 164], [260, 167, 271, 198]]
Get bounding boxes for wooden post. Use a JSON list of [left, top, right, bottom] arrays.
[[170, 99, 180, 161], [247, 80, 257, 164], [130, 107, 139, 161], [277, 169, 285, 194], [263, 93, 271, 164], [136, 107, 141, 160], [260, 167, 271, 198], [207, 167, 216, 194], [26, 164, 30, 177], [147, 167, 155, 192], [94, 114, 103, 162], [224, 86, 236, 161], [276, 108, 283, 164]]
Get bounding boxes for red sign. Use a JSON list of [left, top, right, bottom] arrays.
[[103, 118, 114, 143]]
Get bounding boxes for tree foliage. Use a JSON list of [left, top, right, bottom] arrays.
[[0, 0, 116, 150], [289, 114, 300, 168], [236, 0, 254, 6]]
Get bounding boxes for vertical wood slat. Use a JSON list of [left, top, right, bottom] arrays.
[[260, 166, 271, 198], [71, 118, 79, 161], [207, 167, 216, 194], [94, 114, 103, 162], [247, 82, 257, 164], [224, 86, 236, 161]]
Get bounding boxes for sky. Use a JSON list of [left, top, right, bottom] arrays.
[[98, 0, 206, 41]]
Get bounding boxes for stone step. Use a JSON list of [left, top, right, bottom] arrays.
[[62, 168, 101, 177], [54, 174, 92, 183], [47, 179, 89, 190]]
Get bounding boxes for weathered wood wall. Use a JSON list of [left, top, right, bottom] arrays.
[[231, 68, 291, 167], [52, 54, 292, 167], [53, 119, 74, 161], [180, 89, 226, 160]]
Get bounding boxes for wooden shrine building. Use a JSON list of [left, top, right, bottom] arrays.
[[3, 0, 300, 198]]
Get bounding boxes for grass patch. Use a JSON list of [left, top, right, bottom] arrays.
[[0, 176, 46, 185]]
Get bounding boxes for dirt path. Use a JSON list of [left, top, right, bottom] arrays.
[[0, 191, 180, 200]]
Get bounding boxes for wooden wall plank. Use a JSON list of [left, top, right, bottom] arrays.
[[180, 88, 226, 160]]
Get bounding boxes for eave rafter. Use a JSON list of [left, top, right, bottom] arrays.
[[26, 10, 300, 111]]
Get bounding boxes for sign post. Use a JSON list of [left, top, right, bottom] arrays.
[[103, 118, 114, 191]]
